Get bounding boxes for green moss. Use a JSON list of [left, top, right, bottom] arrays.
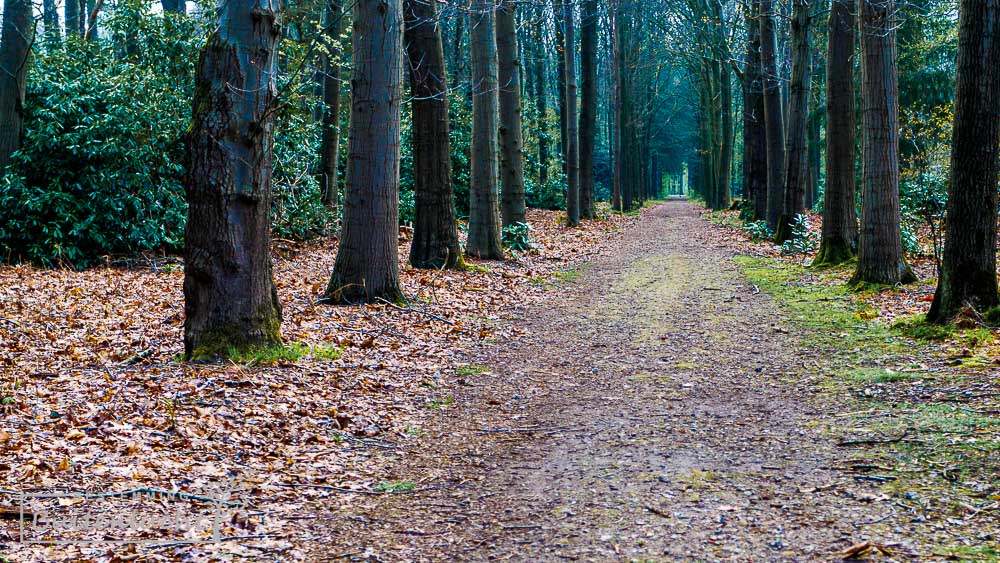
[[188, 316, 283, 361], [984, 306, 1000, 325], [849, 367, 916, 384], [931, 543, 999, 560], [456, 364, 489, 376], [311, 343, 344, 361], [892, 314, 955, 341], [373, 480, 416, 493]]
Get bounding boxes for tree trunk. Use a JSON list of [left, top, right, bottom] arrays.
[[65, 0, 80, 37], [928, 0, 1000, 321], [325, 0, 406, 302], [533, 13, 550, 187], [162, 0, 185, 14], [563, 0, 580, 226], [555, 1, 568, 180], [718, 59, 733, 210], [578, 0, 598, 218], [183, 0, 283, 359], [743, 0, 768, 220], [467, 0, 504, 259], [805, 100, 821, 209], [0, 0, 31, 174], [43, 0, 60, 47], [318, 0, 344, 211], [775, 0, 812, 242], [611, 0, 622, 211], [816, 0, 858, 266], [496, 0, 526, 227], [405, 0, 463, 269], [853, 0, 915, 285], [759, 0, 785, 231]]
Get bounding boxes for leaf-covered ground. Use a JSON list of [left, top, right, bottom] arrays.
[[0, 207, 639, 560]]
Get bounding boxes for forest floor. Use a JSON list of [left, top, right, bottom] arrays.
[[2, 200, 997, 561]]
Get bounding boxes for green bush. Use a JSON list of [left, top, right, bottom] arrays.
[[502, 222, 535, 252], [780, 214, 819, 256], [742, 220, 772, 243]]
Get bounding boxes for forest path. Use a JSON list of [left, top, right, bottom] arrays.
[[317, 201, 904, 561]]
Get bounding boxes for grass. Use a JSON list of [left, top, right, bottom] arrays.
[[373, 480, 416, 493], [553, 266, 583, 283], [225, 342, 343, 365], [456, 364, 489, 377], [848, 367, 916, 384], [425, 396, 455, 410]]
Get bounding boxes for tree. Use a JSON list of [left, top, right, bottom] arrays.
[[317, 0, 344, 211], [759, 0, 785, 230], [496, 0, 526, 227], [775, 0, 812, 242], [815, 0, 858, 266], [533, 9, 550, 187], [324, 0, 406, 302], [162, 0, 185, 14], [928, 0, 1000, 322], [742, 0, 768, 221], [853, 0, 916, 285], [467, 0, 504, 259], [578, 0, 598, 219], [405, 0, 464, 270], [182, 0, 283, 358], [563, 0, 580, 225], [66, 0, 81, 38], [0, 0, 32, 174]]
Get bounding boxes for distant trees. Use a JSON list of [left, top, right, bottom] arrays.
[[317, 0, 344, 212], [182, 0, 283, 358], [853, 0, 916, 285], [928, 1, 1000, 322], [563, 1, 580, 226], [0, 0, 32, 172], [325, 0, 406, 302], [496, 0, 526, 228]]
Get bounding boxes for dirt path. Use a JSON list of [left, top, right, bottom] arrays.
[[315, 201, 915, 561]]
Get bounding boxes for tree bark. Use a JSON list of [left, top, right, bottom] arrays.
[[563, 0, 580, 226], [466, 0, 503, 259], [853, 0, 915, 285], [555, 1, 568, 180], [928, 0, 1000, 321], [182, 0, 283, 359], [0, 0, 31, 174], [578, 0, 598, 218], [533, 12, 550, 187], [775, 0, 812, 242], [325, 0, 406, 302], [816, 0, 858, 265], [65, 0, 80, 38], [318, 0, 344, 210], [43, 0, 60, 47], [162, 0, 185, 14], [743, 0, 767, 220], [496, 0, 526, 227], [404, 0, 464, 270], [759, 0, 785, 231]]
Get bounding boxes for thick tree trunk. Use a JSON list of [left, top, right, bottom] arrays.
[[853, 0, 915, 285], [816, 0, 858, 266], [183, 0, 283, 359], [928, 1, 1000, 321], [578, 0, 598, 219], [162, 0, 185, 14], [533, 13, 550, 187], [611, 1, 622, 211], [318, 0, 344, 211], [759, 0, 785, 230], [325, 0, 406, 302], [563, 0, 580, 225], [718, 60, 733, 210], [743, 1, 767, 220], [405, 0, 463, 269], [775, 0, 812, 242], [65, 0, 80, 38], [496, 0, 526, 227], [0, 0, 31, 174], [466, 0, 503, 259]]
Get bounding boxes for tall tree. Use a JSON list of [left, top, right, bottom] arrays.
[[742, 0, 768, 220], [317, 0, 344, 211], [324, 0, 406, 302], [42, 0, 60, 47], [928, 0, 1000, 322], [0, 0, 32, 174], [759, 0, 785, 230], [467, 0, 504, 258], [563, 0, 580, 225], [162, 0, 185, 14], [815, 0, 858, 266], [404, 0, 464, 269], [533, 10, 550, 187], [182, 0, 283, 358], [496, 0, 527, 227], [853, 0, 915, 285], [578, 0, 598, 219], [775, 0, 812, 242], [65, 0, 81, 37]]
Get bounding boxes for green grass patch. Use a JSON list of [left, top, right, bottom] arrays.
[[553, 266, 584, 283], [373, 480, 416, 493], [892, 314, 955, 341], [425, 396, 455, 410], [456, 364, 489, 377], [848, 367, 916, 384], [225, 342, 343, 365]]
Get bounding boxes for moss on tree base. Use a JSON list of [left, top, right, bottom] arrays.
[[812, 237, 855, 268]]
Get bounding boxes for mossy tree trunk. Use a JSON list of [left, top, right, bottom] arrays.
[[466, 0, 504, 259], [928, 0, 1000, 322], [815, 0, 858, 266], [496, 0, 526, 227], [404, 0, 464, 270], [183, 0, 283, 359], [325, 0, 406, 302], [775, 0, 811, 243], [852, 0, 915, 285]]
